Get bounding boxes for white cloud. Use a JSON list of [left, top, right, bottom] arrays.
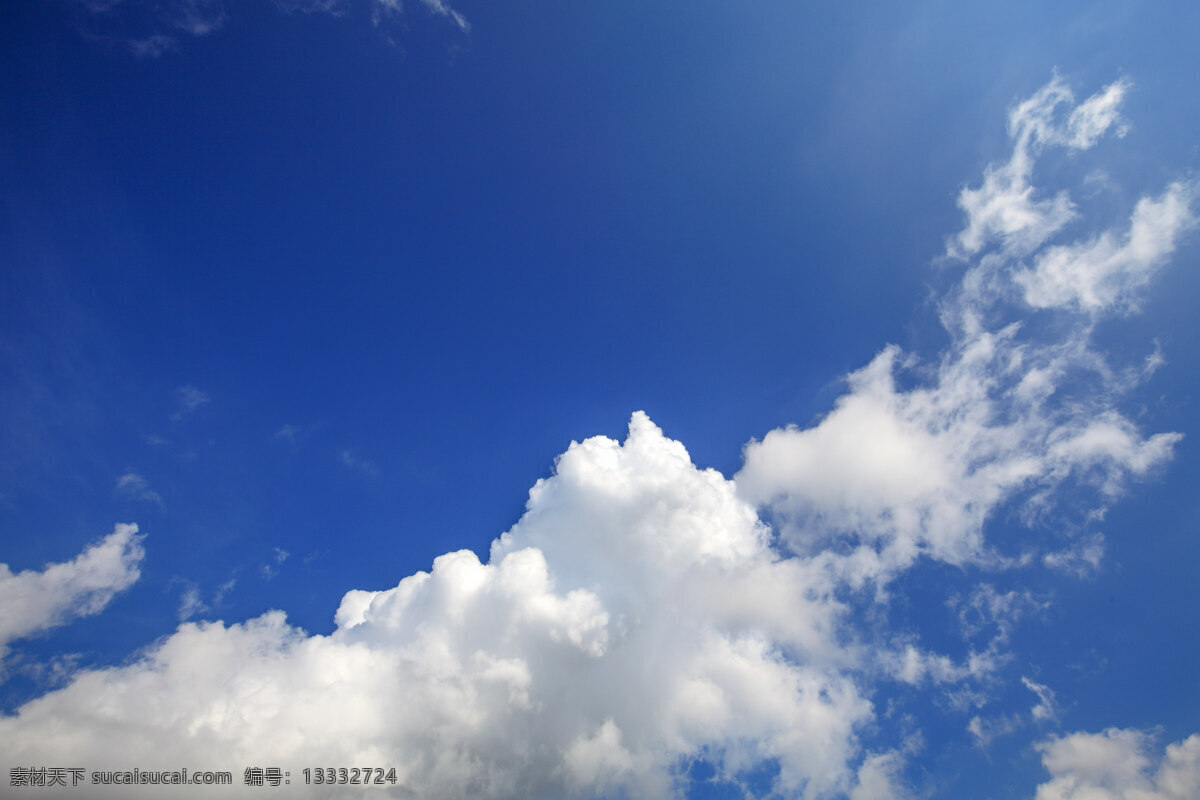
[[1, 75, 1192, 800], [880, 582, 1047, 691], [849, 751, 911, 800], [1064, 79, 1131, 149], [171, 385, 210, 421], [73, 0, 466, 58], [954, 584, 1047, 642], [1042, 532, 1105, 576], [340, 448, 379, 477], [1021, 676, 1058, 723], [945, 76, 1129, 260], [213, 577, 236, 604], [373, 0, 470, 32], [732, 76, 1188, 769], [274, 423, 299, 442], [1034, 728, 1200, 800], [737, 75, 1184, 590], [273, 0, 342, 14], [0, 416, 875, 799], [260, 548, 290, 580], [73, 0, 224, 37], [1016, 181, 1196, 313], [71, 0, 124, 12], [882, 643, 1000, 687], [0, 524, 144, 662], [177, 582, 207, 622], [129, 35, 177, 58], [968, 713, 1022, 748], [169, 0, 225, 36], [116, 472, 164, 508]]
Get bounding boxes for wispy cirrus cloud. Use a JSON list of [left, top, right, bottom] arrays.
[[1022, 676, 1059, 723], [736, 77, 1187, 591], [340, 448, 378, 478], [170, 385, 209, 421], [259, 547, 290, 580], [175, 580, 207, 621], [944, 75, 1131, 261], [69, 0, 468, 57], [1015, 181, 1196, 313], [374, 0, 469, 32], [115, 472, 164, 508], [129, 34, 176, 58], [272, 0, 344, 14], [274, 424, 300, 444]]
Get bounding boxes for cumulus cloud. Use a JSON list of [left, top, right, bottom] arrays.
[[0, 416, 875, 800], [1034, 728, 1200, 800], [0, 524, 144, 662]]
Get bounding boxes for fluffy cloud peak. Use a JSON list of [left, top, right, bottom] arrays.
[[1034, 729, 1200, 800], [0, 416, 874, 799]]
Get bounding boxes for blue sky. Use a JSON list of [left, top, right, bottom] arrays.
[[2, 1, 1199, 798]]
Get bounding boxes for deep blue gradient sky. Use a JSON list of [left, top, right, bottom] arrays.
[[2, 2, 1199, 798]]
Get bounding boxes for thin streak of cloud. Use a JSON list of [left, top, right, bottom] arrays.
[[170, 385, 209, 421], [115, 472, 164, 509], [213, 578, 236, 605], [71, 0, 467, 57], [1021, 677, 1058, 723], [274, 424, 299, 443], [177, 582, 207, 622], [340, 448, 378, 478], [129, 34, 176, 57], [273, 0, 343, 14]]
